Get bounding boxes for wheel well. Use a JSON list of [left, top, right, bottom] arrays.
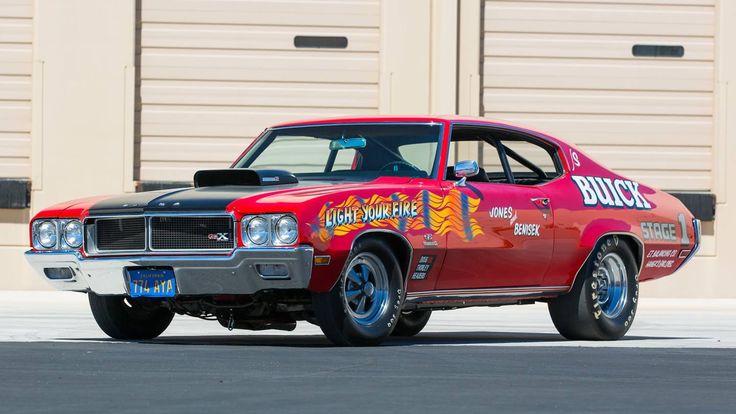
[[353, 232, 412, 279], [614, 234, 644, 272]]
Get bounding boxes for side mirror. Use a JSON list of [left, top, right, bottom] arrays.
[[454, 160, 479, 178]]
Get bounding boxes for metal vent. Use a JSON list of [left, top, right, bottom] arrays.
[[95, 217, 146, 251], [150, 216, 234, 251]]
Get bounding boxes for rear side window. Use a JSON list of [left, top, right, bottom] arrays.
[[501, 139, 561, 184]]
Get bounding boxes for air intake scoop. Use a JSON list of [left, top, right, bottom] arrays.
[[193, 169, 298, 188]]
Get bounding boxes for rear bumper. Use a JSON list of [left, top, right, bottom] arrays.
[[677, 218, 701, 271], [25, 246, 314, 296]]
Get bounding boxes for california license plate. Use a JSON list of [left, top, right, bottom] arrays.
[[127, 268, 176, 298]]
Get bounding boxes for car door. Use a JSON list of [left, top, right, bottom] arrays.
[[435, 128, 558, 290]]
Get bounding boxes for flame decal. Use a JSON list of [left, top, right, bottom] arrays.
[[314, 189, 483, 242]]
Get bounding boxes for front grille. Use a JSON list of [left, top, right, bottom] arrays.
[[150, 216, 234, 250], [95, 217, 146, 251]]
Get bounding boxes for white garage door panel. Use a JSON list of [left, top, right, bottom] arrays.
[[485, 33, 713, 61], [143, 137, 248, 163], [142, 105, 373, 138], [0, 102, 30, 132], [0, 45, 31, 77], [484, 89, 712, 116], [508, 0, 714, 5], [0, 0, 31, 18], [492, 114, 712, 147], [140, 161, 240, 183], [142, 49, 378, 84], [143, 24, 379, 52], [485, 2, 714, 36], [607, 170, 710, 192], [0, 76, 31, 101], [482, 0, 715, 192], [483, 58, 712, 92], [581, 145, 711, 171], [0, 18, 32, 43], [0, 133, 30, 157], [0, 0, 31, 178], [142, 80, 377, 109], [139, 0, 381, 182], [144, 0, 379, 28]]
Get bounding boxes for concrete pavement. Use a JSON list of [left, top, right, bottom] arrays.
[[1, 291, 735, 348], [2, 291, 735, 414]]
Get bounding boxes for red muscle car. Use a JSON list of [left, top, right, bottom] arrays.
[[25, 116, 700, 345]]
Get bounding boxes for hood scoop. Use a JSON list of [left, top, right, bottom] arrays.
[[193, 169, 298, 188]]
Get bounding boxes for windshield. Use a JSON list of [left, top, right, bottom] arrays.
[[234, 124, 443, 181]]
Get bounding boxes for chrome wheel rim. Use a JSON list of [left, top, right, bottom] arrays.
[[594, 252, 628, 319], [342, 252, 389, 326]]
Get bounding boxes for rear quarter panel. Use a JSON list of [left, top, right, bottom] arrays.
[[541, 143, 697, 287]]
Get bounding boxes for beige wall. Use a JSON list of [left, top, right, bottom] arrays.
[[31, 0, 136, 207], [4, 0, 137, 290], [2, 0, 734, 297]]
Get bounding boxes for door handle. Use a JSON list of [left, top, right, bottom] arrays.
[[531, 197, 550, 209]]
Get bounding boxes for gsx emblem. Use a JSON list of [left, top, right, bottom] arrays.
[[208, 233, 230, 242]]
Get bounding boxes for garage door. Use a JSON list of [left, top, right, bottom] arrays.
[[482, 0, 715, 191], [0, 0, 32, 178], [138, 0, 381, 183]]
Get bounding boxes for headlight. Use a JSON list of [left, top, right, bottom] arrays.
[[246, 217, 269, 245], [274, 216, 298, 245], [36, 221, 58, 249], [63, 220, 83, 248], [241, 214, 299, 247]]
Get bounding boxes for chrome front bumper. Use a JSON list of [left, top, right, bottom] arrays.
[[25, 246, 314, 296]]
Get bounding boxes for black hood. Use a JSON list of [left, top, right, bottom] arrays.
[[87, 183, 314, 216]]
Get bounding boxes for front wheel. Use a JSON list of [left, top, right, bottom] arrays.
[[88, 293, 174, 340], [548, 236, 639, 340], [312, 239, 404, 346]]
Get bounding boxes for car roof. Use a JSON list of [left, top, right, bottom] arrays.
[[269, 115, 567, 147]]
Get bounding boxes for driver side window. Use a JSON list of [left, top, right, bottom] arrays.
[[398, 142, 438, 174]]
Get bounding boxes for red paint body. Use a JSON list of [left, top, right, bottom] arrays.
[[30, 116, 697, 297]]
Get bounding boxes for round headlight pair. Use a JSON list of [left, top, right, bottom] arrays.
[[35, 220, 83, 250], [244, 215, 297, 246]]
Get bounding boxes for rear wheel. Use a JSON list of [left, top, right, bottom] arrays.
[[548, 236, 639, 340], [88, 293, 174, 340], [312, 239, 403, 346], [391, 310, 432, 337]]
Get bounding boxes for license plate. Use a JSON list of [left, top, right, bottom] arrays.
[[127, 268, 176, 298]]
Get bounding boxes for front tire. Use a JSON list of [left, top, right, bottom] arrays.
[[88, 293, 174, 340], [312, 239, 404, 346], [391, 310, 432, 337], [548, 236, 639, 340]]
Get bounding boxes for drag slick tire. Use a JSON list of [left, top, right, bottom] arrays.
[[88, 292, 174, 340], [548, 236, 639, 341], [391, 310, 432, 337], [312, 239, 403, 346]]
